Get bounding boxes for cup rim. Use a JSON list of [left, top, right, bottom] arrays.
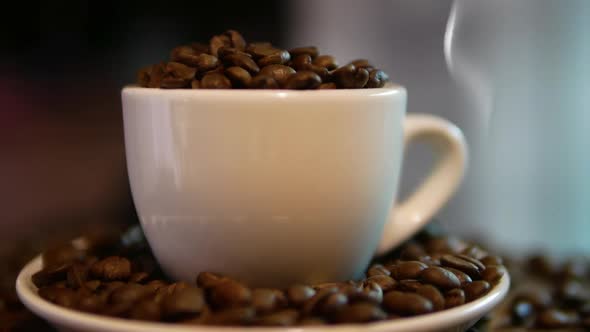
[[122, 83, 405, 99]]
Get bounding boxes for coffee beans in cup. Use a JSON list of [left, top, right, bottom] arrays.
[[136, 30, 390, 90], [32, 226, 505, 326]]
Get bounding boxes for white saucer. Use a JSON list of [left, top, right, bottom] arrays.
[[17, 255, 509, 332]]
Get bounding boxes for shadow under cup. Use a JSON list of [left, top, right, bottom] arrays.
[[122, 86, 406, 287]]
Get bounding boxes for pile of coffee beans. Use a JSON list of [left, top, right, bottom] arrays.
[[31, 226, 505, 326], [136, 30, 389, 90], [489, 254, 590, 330]]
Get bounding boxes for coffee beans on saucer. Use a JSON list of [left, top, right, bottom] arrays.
[[32, 226, 505, 326], [136, 30, 390, 90]]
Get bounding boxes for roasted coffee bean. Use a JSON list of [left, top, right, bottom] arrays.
[[366, 69, 389, 88], [165, 61, 197, 80], [313, 55, 338, 70], [78, 295, 105, 313], [333, 302, 387, 323], [258, 50, 290, 67], [558, 278, 590, 304], [481, 265, 505, 284], [416, 285, 445, 311], [420, 267, 461, 290], [310, 65, 330, 81], [366, 275, 397, 292], [258, 64, 295, 86], [319, 82, 336, 89], [42, 244, 86, 268], [444, 267, 472, 287], [454, 254, 486, 272], [249, 75, 279, 89], [53, 288, 78, 308], [348, 281, 383, 304], [252, 288, 287, 313], [511, 298, 534, 325], [191, 80, 200, 89], [440, 255, 481, 278], [224, 30, 246, 51], [332, 64, 369, 88], [161, 287, 206, 320], [66, 263, 88, 289], [350, 59, 371, 68], [390, 261, 428, 280], [444, 289, 465, 309], [463, 280, 491, 301], [480, 255, 503, 267], [536, 308, 579, 328], [289, 46, 319, 59], [200, 73, 232, 89], [560, 259, 589, 280], [399, 243, 427, 260], [310, 291, 348, 316], [137, 65, 152, 87], [90, 257, 131, 281], [246, 44, 281, 59], [129, 300, 161, 321], [283, 71, 322, 90], [161, 77, 189, 89], [196, 272, 226, 289], [129, 272, 149, 284], [193, 54, 219, 73], [291, 54, 312, 70], [527, 255, 556, 277], [223, 54, 259, 74], [367, 264, 390, 277], [204, 307, 256, 326], [209, 280, 252, 309], [286, 285, 316, 307], [32, 263, 70, 288], [171, 45, 204, 66], [110, 283, 153, 304], [209, 35, 231, 57], [256, 309, 298, 326], [397, 280, 423, 292], [84, 280, 101, 291], [217, 47, 251, 60], [225, 66, 252, 87], [299, 317, 326, 325], [383, 291, 433, 315]]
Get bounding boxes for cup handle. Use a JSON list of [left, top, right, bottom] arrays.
[[376, 113, 468, 255]]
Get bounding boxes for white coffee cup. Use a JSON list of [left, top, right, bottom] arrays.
[[122, 85, 467, 287]]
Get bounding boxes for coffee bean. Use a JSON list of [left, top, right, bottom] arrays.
[[130, 300, 162, 321], [397, 280, 423, 292], [333, 302, 387, 323], [444, 267, 472, 287], [256, 309, 298, 326], [310, 65, 330, 81], [348, 281, 383, 304], [129, 272, 149, 284], [191, 80, 200, 89], [416, 285, 445, 311], [283, 71, 322, 90], [251, 288, 287, 313], [161, 287, 206, 321], [258, 64, 295, 86], [258, 50, 290, 67], [84, 280, 101, 291], [390, 261, 428, 280], [399, 243, 427, 260], [249, 75, 279, 89], [350, 59, 371, 68], [299, 317, 326, 325], [560, 259, 589, 280], [480, 255, 503, 267], [463, 280, 491, 301], [383, 291, 433, 316], [460, 245, 488, 260], [32, 263, 70, 288], [204, 307, 256, 326], [160, 77, 189, 89], [78, 295, 105, 313], [366, 69, 389, 88], [481, 265, 506, 284], [165, 61, 197, 80], [558, 278, 590, 304], [291, 54, 312, 70], [90, 257, 131, 281], [224, 54, 259, 74], [366, 275, 397, 292], [110, 283, 153, 304], [53, 288, 78, 308], [319, 82, 336, 89], [224, 30, 246, 51], [66, 263, 88, 289], [137, 65, 152, 87], [170, 45, 208, 66], [444, 289, 465, 308], [314, 291, 348, 316], [209, 280, 252, 309], [246, 44, 281, 59], [455, 254, 486, 272], [536, 308, 579, 328], [313, 55, 338, 70], [440, 255, 481, 278], [200, 73, 232, 89], [196, 272, 226, 289], [193, 54, 219, 73], [420, 267, 461, 290], [332, 64, 369, 88], [300, 288, 336, 315], [225, 66, 252, 87], [367, 264, 390, 277], [209, 35, 231, 57], [217, 47, 252, 60], [289, 46, 319, 59]]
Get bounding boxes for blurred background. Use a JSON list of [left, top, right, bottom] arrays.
[[1, 0, 589, 256]]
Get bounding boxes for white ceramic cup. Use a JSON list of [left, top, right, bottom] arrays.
[[122, 85, 467, 287]]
